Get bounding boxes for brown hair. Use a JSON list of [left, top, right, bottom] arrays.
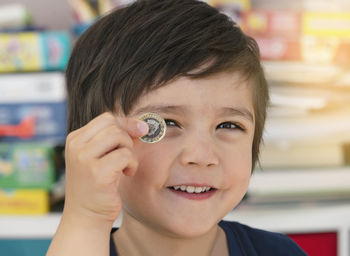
[[65, 0, 269, 170]]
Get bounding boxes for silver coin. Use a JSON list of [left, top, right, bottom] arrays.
[[138, 112, 166, 143]]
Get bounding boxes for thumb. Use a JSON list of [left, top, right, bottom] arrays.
[[117, 117, 149, 138]]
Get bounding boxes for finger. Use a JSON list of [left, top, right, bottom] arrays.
[[93, 148, 139, 185], [80, 125, 134, 159], [73, 112, 119, 143], [115, 117, 149, 139], [69, 113, 149, 145]]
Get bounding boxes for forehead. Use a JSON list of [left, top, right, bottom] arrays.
[[130, 72, 254, 114]]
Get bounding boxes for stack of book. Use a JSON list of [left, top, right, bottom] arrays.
[[0, 3, 70, 215], [209, 0, 350, 203]]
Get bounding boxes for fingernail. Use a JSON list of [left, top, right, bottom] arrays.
[[137, 120, 149, 134]]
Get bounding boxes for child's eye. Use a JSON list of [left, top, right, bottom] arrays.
[[164, 119, 180, 128], [217, 122, 244, 131]]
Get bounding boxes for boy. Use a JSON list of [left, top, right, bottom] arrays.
[[47, 0, 307, 255]]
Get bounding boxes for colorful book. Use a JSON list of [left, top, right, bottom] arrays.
[[255, 37, 301, 61], [302, 12, 350, 39], [0, 143, 55, 189], [243, 10, 350, 39], [0, 31, 70, 72], [0, 72, 67, 143], [242, 10, 301, 39], [255, 36, 350, 64], [0, 189, 49, 214]]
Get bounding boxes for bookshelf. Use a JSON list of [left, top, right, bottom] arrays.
[[1, 0, 350, 256], [1, 202, 349, 255]]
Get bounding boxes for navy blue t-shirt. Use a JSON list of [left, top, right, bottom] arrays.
[[110, 220, 308, 255]]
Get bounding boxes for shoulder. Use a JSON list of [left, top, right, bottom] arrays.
[[219, 220, 308, 256]]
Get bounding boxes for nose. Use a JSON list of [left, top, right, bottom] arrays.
[[178, 133, 219, 168]]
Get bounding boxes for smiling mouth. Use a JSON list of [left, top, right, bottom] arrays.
[[168, 185, 215, 194]]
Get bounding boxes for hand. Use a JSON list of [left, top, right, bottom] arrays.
[[63, 112, 149, 226]]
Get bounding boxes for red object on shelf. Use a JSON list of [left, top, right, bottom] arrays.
[[255, 37, 301, 61], [288, 232, 337, 256], [0, 116, 35, 139]]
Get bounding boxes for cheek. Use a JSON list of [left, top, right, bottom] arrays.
[[130, 142, 174, 189], [221, 142, 252, 188], [118, 144, 165, 204]]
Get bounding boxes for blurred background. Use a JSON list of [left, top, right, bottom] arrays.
[[0, 0, 349, 255]]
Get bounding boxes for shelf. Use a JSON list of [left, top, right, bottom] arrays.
[[1, 203, 349, 255], [248, 167, 350, 197], [262, 61, 350, 86], [1, 203, 349, 236]]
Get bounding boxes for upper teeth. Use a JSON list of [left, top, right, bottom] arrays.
[[172, 185, 211, 193]]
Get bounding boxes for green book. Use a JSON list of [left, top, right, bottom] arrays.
[[0, 143, 54, 189]]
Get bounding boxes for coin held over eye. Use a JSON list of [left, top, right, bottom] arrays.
[[138, 112, 166, 143]]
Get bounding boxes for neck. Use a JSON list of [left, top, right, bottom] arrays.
[[113, 212, 227, 256]]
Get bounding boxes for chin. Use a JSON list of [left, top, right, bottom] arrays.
[[159, 217, 219, 239]]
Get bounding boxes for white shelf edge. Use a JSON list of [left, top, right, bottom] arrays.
[[1, 204, 350, 238]]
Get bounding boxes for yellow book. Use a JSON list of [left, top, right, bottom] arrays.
[[0, 31, 70, 72], [0, 33, 41, 72], [0, 189, 49, 215], [208, 0, 250, 11], [302, 12, 350, 38]]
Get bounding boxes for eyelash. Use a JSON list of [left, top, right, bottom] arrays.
[[164, 119, 245, 131], [217, 122, 245, 131], [164, 119, 180, 127]]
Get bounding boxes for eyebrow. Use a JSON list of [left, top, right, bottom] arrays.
[[132, 105, 187, 116], [132, 105, 254, 123], [220, 107, 254, 123]]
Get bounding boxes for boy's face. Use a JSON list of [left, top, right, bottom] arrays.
[[119, 72, 255, 237]]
